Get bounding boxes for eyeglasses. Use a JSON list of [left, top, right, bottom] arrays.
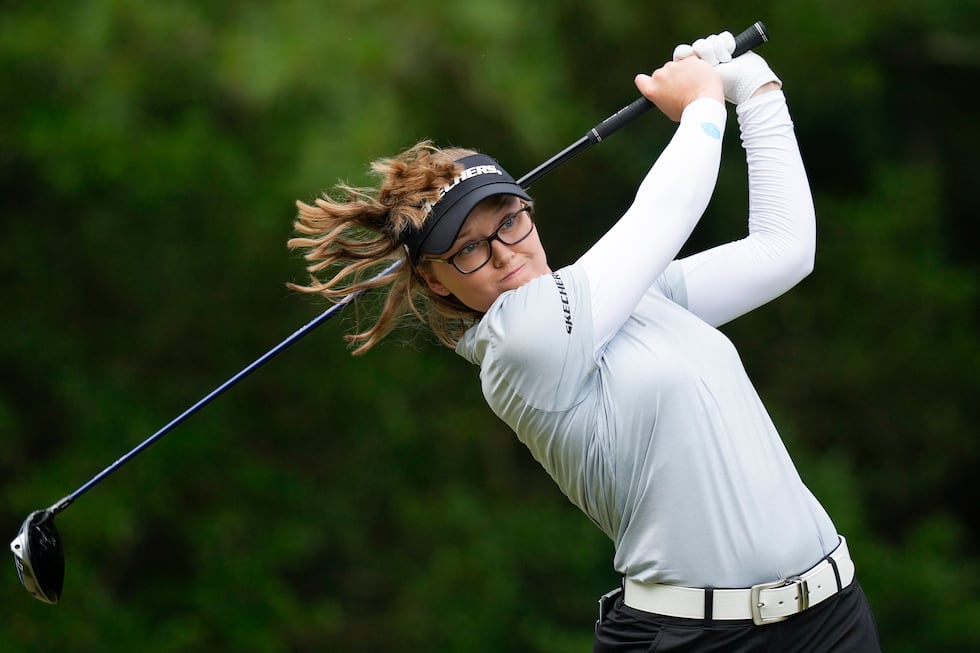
[[422, 204, 535, 274]]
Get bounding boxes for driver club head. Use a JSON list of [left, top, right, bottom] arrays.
[[10, 509, 64, 604]]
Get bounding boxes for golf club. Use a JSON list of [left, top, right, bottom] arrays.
[[10, 21, 769, 604]]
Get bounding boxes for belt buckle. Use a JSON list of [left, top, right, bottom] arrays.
[[749, 576, 809, 626], [595, 586, 622, 632]]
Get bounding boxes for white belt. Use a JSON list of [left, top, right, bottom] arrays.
[[623, 538, 855, 626]]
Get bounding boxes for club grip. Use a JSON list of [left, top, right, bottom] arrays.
[[733, 21, 769, 57], [590, 21, 770, 142]]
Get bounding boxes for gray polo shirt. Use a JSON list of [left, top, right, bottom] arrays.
[[457, 262, 838, 588]]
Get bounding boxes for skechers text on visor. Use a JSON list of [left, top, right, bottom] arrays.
[[403, 153, 531, 263]]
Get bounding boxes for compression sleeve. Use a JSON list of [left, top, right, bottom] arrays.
[[677, 90, 816, 327], [578, 98, 727, 352]]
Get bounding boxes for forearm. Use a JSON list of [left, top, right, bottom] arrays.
[[679, 90, 816, 326], [579, 97, 727, 351]]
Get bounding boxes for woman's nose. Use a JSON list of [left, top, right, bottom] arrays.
[[489, 238, 514, 267]]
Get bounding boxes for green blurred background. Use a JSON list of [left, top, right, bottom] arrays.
[[2, 1, 978, 651]]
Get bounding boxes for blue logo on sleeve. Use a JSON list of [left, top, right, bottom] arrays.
[[701, 122, 721, 139]]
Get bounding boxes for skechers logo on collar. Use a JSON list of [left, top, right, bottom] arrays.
[[551, 272, 573, 334]]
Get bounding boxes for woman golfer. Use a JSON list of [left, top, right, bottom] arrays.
[[289, 35, 880, 652]]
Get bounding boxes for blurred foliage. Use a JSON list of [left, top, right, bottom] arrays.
[[2, 1, 978, 651]]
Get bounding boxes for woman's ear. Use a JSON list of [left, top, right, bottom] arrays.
[[417, 265, 452, 297]]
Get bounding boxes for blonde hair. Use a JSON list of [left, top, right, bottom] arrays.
[[287, 141, 485, 355]]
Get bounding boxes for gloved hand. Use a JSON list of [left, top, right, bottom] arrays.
[[673, 32, 735, 65], [673, 32, 781, 105]]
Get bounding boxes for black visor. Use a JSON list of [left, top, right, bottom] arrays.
[[403, 153, 530, 262]]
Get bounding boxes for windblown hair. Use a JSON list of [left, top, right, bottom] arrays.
[[287, 141, 483, 355]]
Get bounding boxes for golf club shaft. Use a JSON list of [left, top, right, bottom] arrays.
[[518, 21, 769, 189], [49, 21, 769, 516], [49, 266, 395, 515]]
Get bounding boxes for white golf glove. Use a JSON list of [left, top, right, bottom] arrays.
[[673, 32, 781, 105]]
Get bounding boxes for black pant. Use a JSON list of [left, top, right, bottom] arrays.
[[593, 581, 881, 653]]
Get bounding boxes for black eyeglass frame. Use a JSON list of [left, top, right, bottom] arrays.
[[420, 203, 536, 274]]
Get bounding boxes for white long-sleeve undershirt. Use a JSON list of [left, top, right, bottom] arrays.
[[579, 90, 815, 353]]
